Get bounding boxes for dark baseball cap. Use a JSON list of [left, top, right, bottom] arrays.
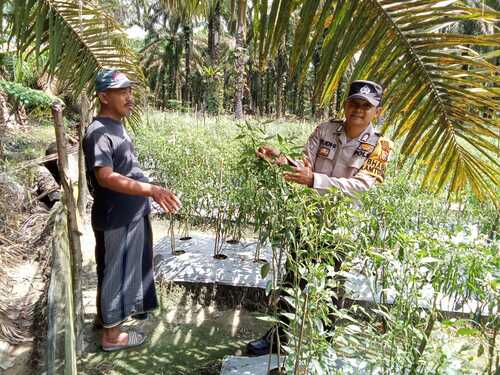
[[347, 80, 383, 107], [95, 69, 135, 93]]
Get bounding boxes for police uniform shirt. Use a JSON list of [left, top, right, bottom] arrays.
[[303, 120, 393, 197]]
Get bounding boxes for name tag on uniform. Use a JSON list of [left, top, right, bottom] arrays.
[[318, 139, 336, 158], [318, 147, 329, 157]]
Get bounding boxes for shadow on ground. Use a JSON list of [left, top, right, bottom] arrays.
[[79, 285, 270, 375]]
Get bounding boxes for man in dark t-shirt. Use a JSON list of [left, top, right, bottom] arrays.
[[83, 69, 181, 351]]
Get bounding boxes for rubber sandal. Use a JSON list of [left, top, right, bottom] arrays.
[[92, 317, 103, 330], [102, 329, 146, 352], [132, 312, 149, 321]]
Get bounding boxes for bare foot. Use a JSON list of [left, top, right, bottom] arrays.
[[102, 326, 127, 347], [101, 328, 146, 351]]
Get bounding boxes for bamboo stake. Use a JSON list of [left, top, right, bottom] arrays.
[[51, 101, 84, 357], [169, 213, 176, 255]]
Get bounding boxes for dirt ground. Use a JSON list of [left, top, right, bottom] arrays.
[[78, 218, 269, 375]]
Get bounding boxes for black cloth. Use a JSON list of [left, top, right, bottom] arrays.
[[94, 215, 158, 327], [83, 117, 151, 230]]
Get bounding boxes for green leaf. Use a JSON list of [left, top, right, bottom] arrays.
[[256, 315, 279, 324], [456, 327, 480, 336], [477, 343, 484, 357], [6, 0, 146, 128], [260, 262, 270, 279]]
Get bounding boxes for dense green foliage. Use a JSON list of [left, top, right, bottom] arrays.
[[0, 80, 56, 108], [135, 112, 498, 374]]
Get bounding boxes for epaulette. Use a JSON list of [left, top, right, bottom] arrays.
[[329, 118, 344, 133], [329, 118, 343, 124]]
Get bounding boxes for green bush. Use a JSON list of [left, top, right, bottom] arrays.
[[134, 111, 498, 374], [0, 79, 57, 108]]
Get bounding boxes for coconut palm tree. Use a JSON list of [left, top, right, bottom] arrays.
[[1, 0, 144, 118], [206, 0, 224, 114], [141, 11, 184, 108], [254, 0, 499, 201], [0, 0, 146, 361], [162, 0, 207, 106]]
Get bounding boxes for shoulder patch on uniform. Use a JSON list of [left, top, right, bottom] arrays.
[[359, 136, 393, 183], [378, 137, 394, 162]]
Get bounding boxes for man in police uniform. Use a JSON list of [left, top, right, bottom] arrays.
[[247, 80, 393, 355], [257, 80, 392, 194]]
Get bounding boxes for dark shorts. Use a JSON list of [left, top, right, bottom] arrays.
[[94, 215, 158, 328]]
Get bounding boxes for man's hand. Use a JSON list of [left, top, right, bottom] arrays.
[[283, 158, 314, 187], [95, 166, 181, 213], [151, 185, 181, 213], [256, 145, 287, 166]]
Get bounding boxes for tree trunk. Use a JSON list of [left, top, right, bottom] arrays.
[[15, 104, 28, 128], [233, 1, 246, 119], [259, 71, 265, 116], [183, 23, 192, 106], [170, 43, 179, 102], [312, 29, 330, 120], [297, 88, 305, 118], [275, 47, 285, 118], [51, 101, 84, 355], [265, 67, 273, 115], [206, 1, 223, 115], [208, 1, 221, 64]]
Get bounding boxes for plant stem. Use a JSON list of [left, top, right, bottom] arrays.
[[487, 317, 498, 374], [410, 298, 437, 374], [294, 290, 309, 375]]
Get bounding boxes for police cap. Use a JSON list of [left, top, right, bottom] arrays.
[[347, 80, 383, 107]]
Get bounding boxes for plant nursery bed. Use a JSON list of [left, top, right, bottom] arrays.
[[154, 232, 276, 289], [344, 262, 495, 318], [220, 354, 375, 375], [153, 233, 492, 318]]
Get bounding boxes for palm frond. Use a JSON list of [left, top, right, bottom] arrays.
[[256, 0, 500, 201], [2, 0, 145, 126]]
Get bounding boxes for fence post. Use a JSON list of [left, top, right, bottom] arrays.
[[51, 100, 84, 357]]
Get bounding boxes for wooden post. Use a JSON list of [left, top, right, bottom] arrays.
[[77, 94, 90, 219], [51, 100, 84, 356]]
